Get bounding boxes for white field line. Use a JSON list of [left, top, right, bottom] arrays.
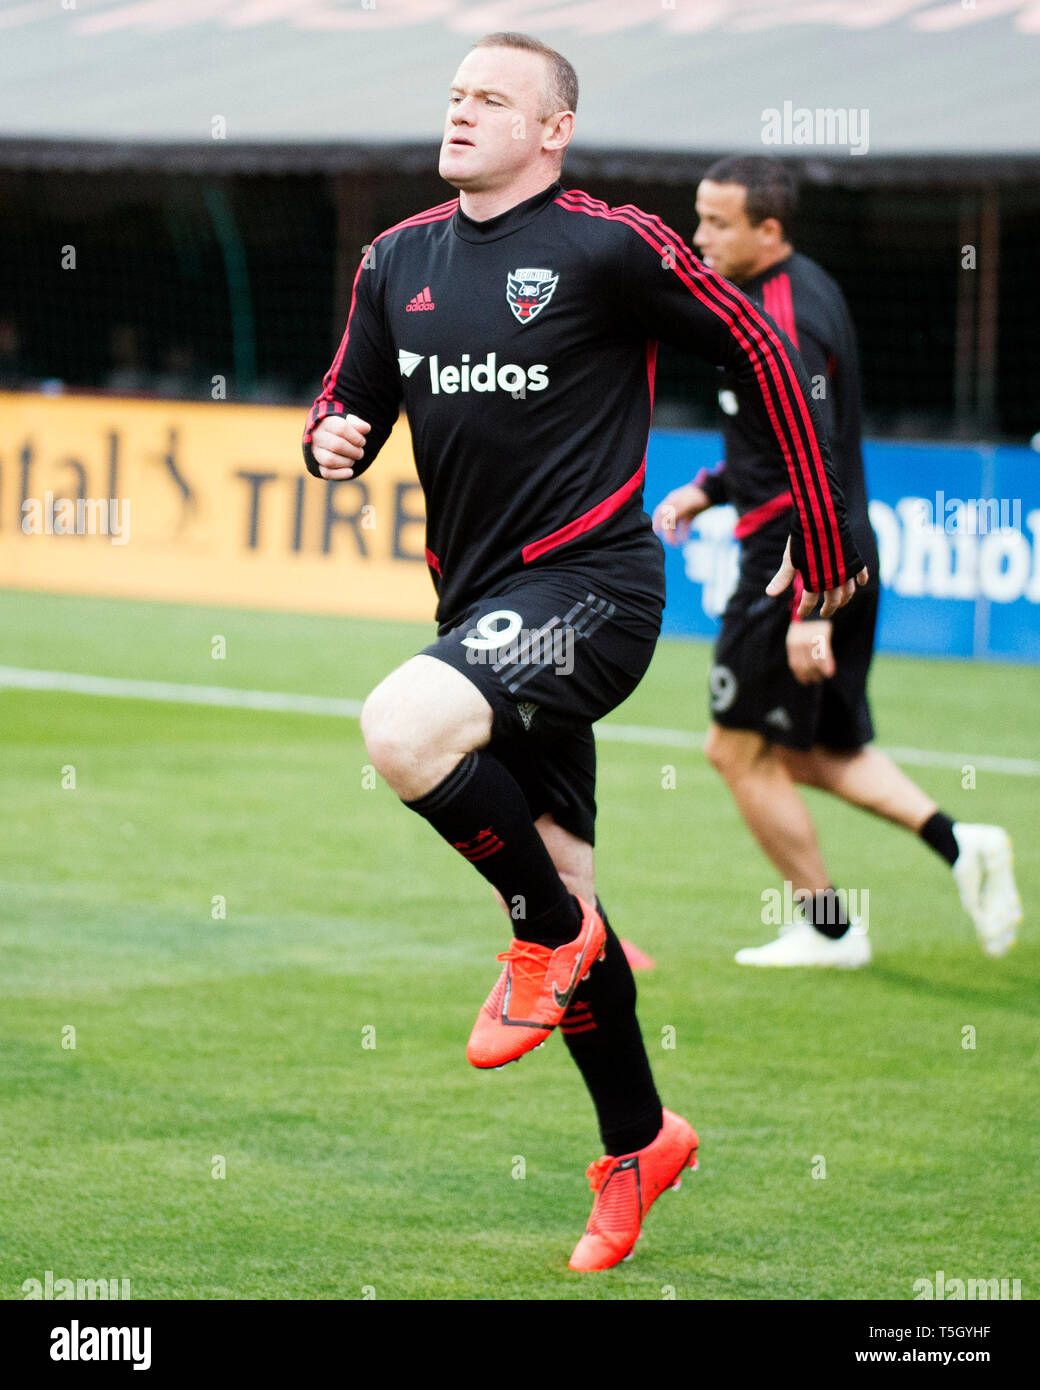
[[0, 665, 364, 719], [1, 665, 1038, 778]]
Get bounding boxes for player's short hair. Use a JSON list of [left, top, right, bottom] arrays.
[[471, 32, 579, 120], [702, 156, 798, 235]]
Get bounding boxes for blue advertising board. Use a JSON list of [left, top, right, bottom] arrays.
[[645, 432, 1040, 664]]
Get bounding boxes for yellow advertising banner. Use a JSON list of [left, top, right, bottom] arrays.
[[0, 392, 435, 621]]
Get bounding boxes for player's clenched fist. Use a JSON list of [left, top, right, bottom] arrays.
[[311, 414, 371, 479]]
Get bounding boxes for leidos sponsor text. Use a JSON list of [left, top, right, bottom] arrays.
[[427, 352, 549, 395]]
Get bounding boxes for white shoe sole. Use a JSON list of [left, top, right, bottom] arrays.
[[735, 941, 871, 969]]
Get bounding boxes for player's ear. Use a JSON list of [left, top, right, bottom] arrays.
[[758, 216, 785, 248], [543, 110, 573, 154]]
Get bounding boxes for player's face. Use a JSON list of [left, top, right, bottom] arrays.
[[694, 181, 769, 284], [439, 47, 558, 193]]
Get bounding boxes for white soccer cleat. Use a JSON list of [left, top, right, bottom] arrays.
[[735, 919, 871, 969], [952, 823, 1022, 958]]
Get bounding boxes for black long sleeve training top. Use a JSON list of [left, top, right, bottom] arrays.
[[304, 181, 862, 631]]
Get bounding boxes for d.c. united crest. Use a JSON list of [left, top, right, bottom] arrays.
[[506, 268, 559, 324]]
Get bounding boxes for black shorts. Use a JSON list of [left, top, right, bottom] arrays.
[[422, 574, 661, 845], [710, 571, 879, 752]]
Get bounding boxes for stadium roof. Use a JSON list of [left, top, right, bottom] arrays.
[[1, 0, 1038, 176]]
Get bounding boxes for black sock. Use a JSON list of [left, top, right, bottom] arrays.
[[920, 810, 959, 866], [803, 887, 849, 940], [404, 752, 580, 947], [561, 900, 663, 1157]]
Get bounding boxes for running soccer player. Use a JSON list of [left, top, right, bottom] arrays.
[[304, 43, 865, 1269], [655, 156, 1021, 967]]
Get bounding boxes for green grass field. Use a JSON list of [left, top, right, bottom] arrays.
[[1, 589, 1036, 1301]]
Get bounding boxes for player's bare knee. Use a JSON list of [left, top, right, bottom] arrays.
[[704, 723, 740, 775], [360, 685, 425, 783], [705, 723, 765, 782], [359, 689, 392, 771], [362, 661, 494, 797]]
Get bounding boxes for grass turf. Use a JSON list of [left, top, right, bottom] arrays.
[[1, 590, 1036, 1300]]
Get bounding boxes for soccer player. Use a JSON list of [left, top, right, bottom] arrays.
[[304, 42, 864, 1268], [654, 156, 1021, 967]]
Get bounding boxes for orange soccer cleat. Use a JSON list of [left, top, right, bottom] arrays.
[[568, 1109, 699, 1272], [466, 898, 607, 1069]]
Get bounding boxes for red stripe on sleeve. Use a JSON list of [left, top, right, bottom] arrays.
[[556, 193, 836, 589], [555, 192, 842, 590], [763, 273, 799, 351], [304, 201, 457, 443], [777, 273, 799, 350]]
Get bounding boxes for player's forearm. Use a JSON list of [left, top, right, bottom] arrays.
[[304, 262, 402, 480]]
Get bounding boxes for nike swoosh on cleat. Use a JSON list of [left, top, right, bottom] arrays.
[[552, 935, 595, 1009]]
